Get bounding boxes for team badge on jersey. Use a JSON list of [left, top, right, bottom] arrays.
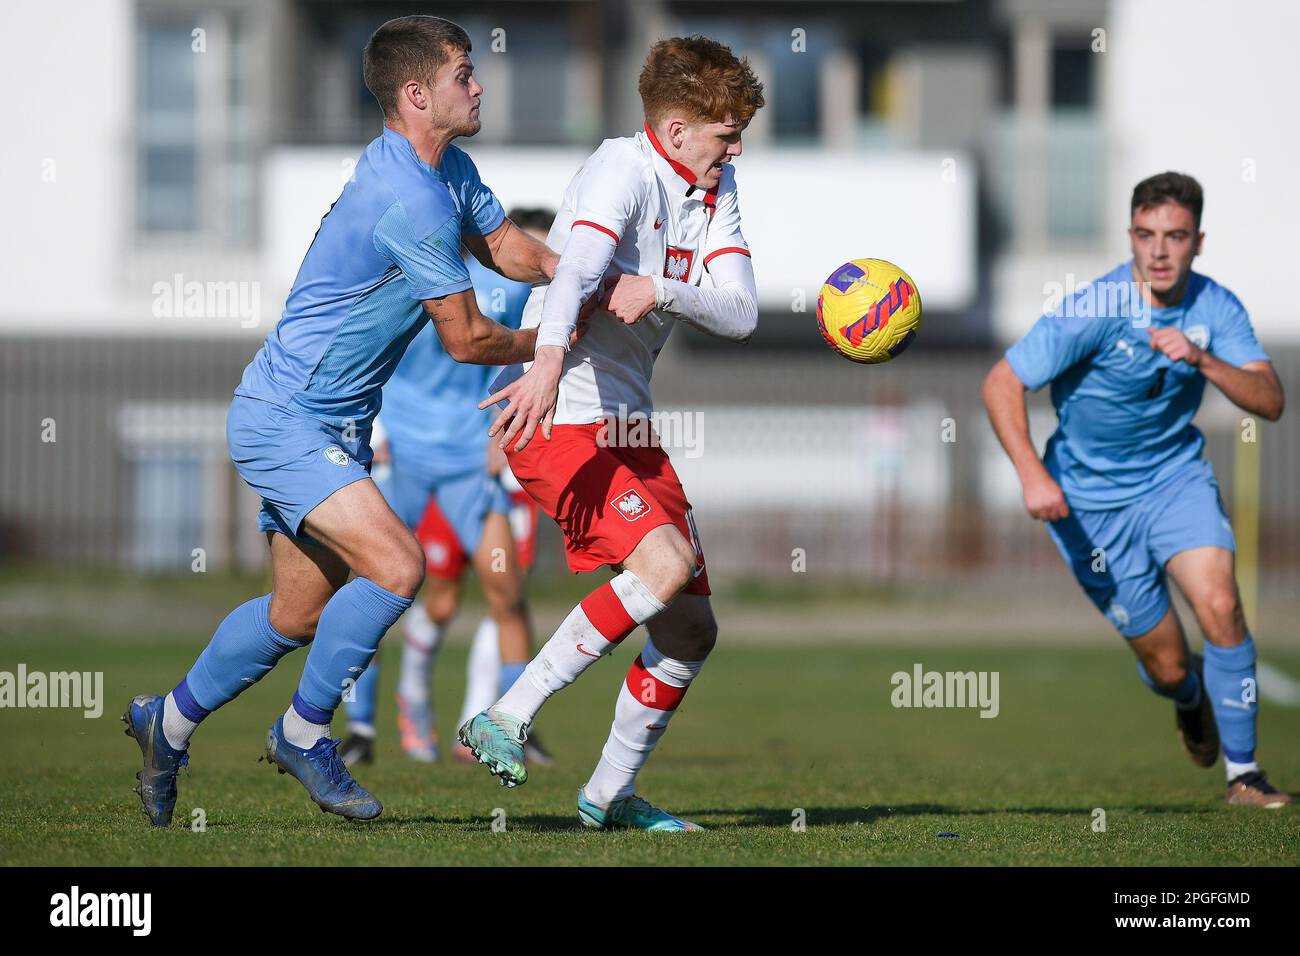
[[664, 246, 695, 281], [323, 445, 350, 466], [1185, 324, 1210, 350], [611, 489, 652, 522]]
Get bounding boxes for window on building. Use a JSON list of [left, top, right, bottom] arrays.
[[135, 10, 255, 244]]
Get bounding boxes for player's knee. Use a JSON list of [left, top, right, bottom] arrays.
[[662, 534, 699, 596], [625, 528, 696, 601], [1145, 650, 1188, 688], [369, 538, 425, 599], [268, 601, 323, 642], [686, 611, 719, 659], [486, 585, 527, 622], [423, 586, 459, 625], [1199, 589, 1243, 640]]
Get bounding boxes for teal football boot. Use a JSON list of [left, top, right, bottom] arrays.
[[577, 788, 703, 832], [457, 708, 529, 787]]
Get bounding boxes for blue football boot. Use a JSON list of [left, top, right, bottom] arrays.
[[263, 717, 383, 820], [122, 694, 189, 828]]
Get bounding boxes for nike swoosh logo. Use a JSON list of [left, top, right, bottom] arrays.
[[654, 218, 664, 230], [576, 644, 600, 658], [646, 723, 667, 731]]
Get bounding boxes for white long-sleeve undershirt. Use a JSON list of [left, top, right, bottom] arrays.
[[536, 226, 757, 349], [652, 251, 757, 343], [535, 226, 617, 351]]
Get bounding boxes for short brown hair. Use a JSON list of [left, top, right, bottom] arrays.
[[1131, 171, 1204, 229], [638, 36, 765, 126], [363, 16, 472, 118]]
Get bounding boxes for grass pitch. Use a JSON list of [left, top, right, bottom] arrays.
[[1, 617, 1297, 866]]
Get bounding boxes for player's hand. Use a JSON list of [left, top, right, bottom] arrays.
[[599, 274, 657, 325], [479, 346, 564, 451], [1021, 470, 1069, 522], [1148, 326, 1203, 367]]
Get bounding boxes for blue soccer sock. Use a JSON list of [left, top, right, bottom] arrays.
[[1203, 636, 1258, 774], [500, 661, 528, 695], [291, 577, 412, 745], [344, 652, 382, 732], [166, 594, 308, 748], [1135, 658, 1201, 708]]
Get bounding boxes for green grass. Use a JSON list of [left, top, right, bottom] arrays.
[[1, 632, 1297, 866]]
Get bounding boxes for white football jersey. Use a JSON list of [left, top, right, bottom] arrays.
[[514, 125, 750, 424]]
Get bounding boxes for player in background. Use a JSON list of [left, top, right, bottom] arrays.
[[122, 16, 566, 826], [459, 36, 764, 831], [983, 172, 1289, 808], [339, 209, 557, 769]]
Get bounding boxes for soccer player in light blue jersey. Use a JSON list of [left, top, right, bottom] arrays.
[[122, 17, 568, 826], [339, 210, 557, 768], [984, 172, 1288, 808]]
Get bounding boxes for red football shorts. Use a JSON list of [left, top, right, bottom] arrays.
[[504, 422, 709, 595], [414, 491, 539, 581]]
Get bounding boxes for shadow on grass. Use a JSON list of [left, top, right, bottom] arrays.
[[681, 803, 1220, 828], [333, 803, 1218, 834]]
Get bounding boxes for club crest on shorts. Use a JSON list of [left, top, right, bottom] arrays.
[[323, 445, 350, 466], [663, 246, 694, 281], [611, 489, 652, 522]]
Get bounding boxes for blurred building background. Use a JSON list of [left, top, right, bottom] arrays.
[[1, 0, 1297, 608]]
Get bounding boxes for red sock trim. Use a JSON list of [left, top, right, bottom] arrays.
[[625, 654, 689, 711], [580, 582, 638, 644]]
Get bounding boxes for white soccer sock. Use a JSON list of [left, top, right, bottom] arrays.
[[161, 692, 200, 751], [282, 704, 330, 749], [1225, 758, 1259, 781], [495, 570, 666, 724], [397, 605, 443, 705], [583, 638, 705, 807], [458, 617, 502, 727]]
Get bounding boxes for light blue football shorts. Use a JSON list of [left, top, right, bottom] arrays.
[[227, 395, 373, 544], [1046, 460, 1236, 638]]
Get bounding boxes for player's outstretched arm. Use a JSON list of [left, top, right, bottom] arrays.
[[465, 219, 559, 285], [424, 289, 537, 366], [982, 358, 1069, 522], [600, 252, 758, 343]]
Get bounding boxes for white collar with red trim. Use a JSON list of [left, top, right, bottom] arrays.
[[640, 124, 718, 208]]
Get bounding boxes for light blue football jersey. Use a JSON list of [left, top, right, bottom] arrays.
[[1005, 261, 1269, 509], [379, 256, 533, 479], [235, 128, 505, 430]]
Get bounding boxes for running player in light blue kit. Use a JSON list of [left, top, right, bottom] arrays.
[[984, 172, 1289, 808], [122, 16, 563, 826]]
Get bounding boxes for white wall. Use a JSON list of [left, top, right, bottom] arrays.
[[1103, 0, 1300, 342], [0, 0, 134, 327], [267, 144, 977, 314]]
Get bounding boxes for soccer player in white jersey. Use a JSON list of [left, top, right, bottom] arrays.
[[458, 36, 765, 832]]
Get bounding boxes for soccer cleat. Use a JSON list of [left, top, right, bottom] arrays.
[[1175, 653, 1219, 768], [1226, 770, 1292, 809], [577, 789, 703, 832], [457, 708, 529, 787], [338, 732, 374, 768], [396, 692, 439, 763], [263, 717, 382, 820], [122, 694, 189, 828]]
